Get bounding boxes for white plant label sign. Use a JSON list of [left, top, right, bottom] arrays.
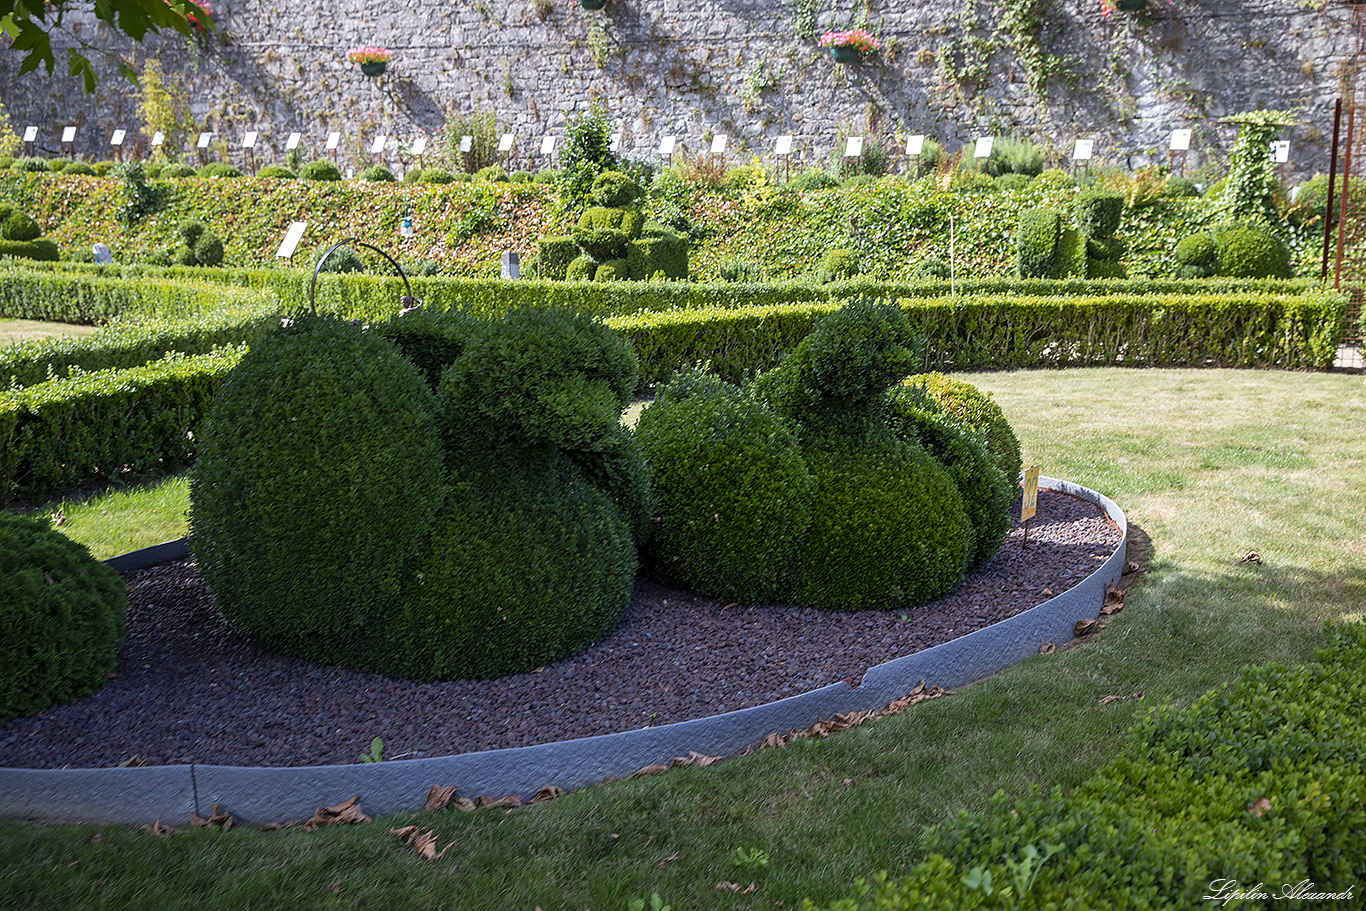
[[326, 132, 341, 151], [110, 130, 126, 146], [974, 137, 994, 159], [609, 132, 621, 152], [459, 135, 472, 153], [370, 135, 386, 154], [286, 132, 301, 150], [1170, 129, 1192, 152], [906, 135, 925, 156], [411, 136, 428, 155], [197, 132, 212, 149], [62, 126, 77, 143], [243, 131, 258, 149], [659, 136, 676, 155], [711, 134, 728, 154], [540, 135, 555, 155], [1271, 140, 1290, 163], [276, 221, 307, 259], [151, 132, 165, 146], [498, 133, 514, 152], [1073, 139, 1094, 160], [844, 136, 864, 157], [22, 126, 37, 142], [775, 135, 793, 155]]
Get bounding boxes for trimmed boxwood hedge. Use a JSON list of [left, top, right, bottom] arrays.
[[0, 512, 127, 725]]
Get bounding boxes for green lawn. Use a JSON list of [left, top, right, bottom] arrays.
[[0, 318, 96, 348], [2, 367, 1363, 911]]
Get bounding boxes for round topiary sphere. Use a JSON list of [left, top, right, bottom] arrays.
[[198, 162, 244, 179], [790, 435, 973, 611], [299, 160, 343, 181], [62, 161, 97, 175], [904, 373, 1023, 488], [636, 368, 814, 603], [1174, 233, 1217, 268], [384, 463, 636, 681], [886, 389, 1013, 573], [474, 165, 509, 182], [1213, 222, 1292, 279], [256, 165, 297, 179], [160, 163, 196, 178], [0, 513, 127, 724], [190, 314, 445, 666], [359, 165, 396, 182], [0, 204, 41, 242]]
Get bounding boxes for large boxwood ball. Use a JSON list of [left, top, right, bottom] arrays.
[[0, 513, 126, 724], [904, 373, 1023, 488], [636, 367, 814, 603], [190, 315, 444, 664], [1213, 222, 1292, 279], [385, 462, 636, 681], [791, 434, 973, 611], [887, 388, 1014, 573]]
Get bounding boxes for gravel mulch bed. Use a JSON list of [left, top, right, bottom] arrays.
[[0, 489, 1120, 769]]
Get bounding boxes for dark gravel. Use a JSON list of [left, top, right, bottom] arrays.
[[0, 489, 1120, 769]]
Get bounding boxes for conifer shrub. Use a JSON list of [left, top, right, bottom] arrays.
[[0, 513, 127, 725], [298, 159, 342, 181], [886, 389, 1013, 572], [190, 315, 445, 665], [904, 372, 1022, 487], [14, 157, 49, 172], [636, 367, 814, 603]]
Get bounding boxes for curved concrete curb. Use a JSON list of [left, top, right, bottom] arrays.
[[4, 477, 1125, 826]]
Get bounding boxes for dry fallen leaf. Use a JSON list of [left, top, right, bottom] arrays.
[[1039, 642, 1057, 655], [1073, 618, 1101, 637], [670, 751, 721, 769], [658, 852, 679, 868], [140, 819, 176, 838], [424, 785, 457, 813], [716, 881, 742, 892], [117, 755, 145, 768], [474, 795, 521, 810], [1123, 560, 1140, 575], [453, 797, 477, 813], [1247, 797, 1272, 817], [530, 785, 565, 803], [1240, 551, 1263, 565], [190, 804, 233, 831], [304, 795, 370, 831], [629, 764, 671, 778]]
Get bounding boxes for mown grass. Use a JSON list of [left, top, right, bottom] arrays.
[[1, 367, 1363, 911], [18, 473, 189, 561], [0, 318, 95, 348]]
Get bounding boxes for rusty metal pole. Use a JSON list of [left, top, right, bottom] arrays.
[[1324, 98, 1343, 283], [1335, 104, 1355, 289]]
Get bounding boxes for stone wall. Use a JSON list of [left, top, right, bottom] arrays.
[[0, 0, 1354, 179]]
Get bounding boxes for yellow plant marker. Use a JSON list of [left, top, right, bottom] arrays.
[[1021, 465, 1040, 522]]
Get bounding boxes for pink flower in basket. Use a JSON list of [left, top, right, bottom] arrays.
[[345, 46, 392, 65], [817, 29, 882, 55], [185, 0, 212, 29]]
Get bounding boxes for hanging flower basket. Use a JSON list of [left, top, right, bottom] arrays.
[[578, 0, 608, 9], [185, 0, 212, 31], [346, 46, 391, 76], [1117, 0, 1146, 10], [817, 29, 882, 64]]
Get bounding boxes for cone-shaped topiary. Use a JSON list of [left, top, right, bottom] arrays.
[[190, 314, 445, 666], [637, 366, 814, 603], [0, 513, 127, 724]]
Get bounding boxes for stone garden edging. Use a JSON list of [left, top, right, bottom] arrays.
[[0, 476, 1126, 826]]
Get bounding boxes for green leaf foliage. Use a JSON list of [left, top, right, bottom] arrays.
[[189, 315, 445, 665], [298, 160, 342, 182], [1014, 207, 1060, 278], [1213, 221, 1292, 279], [636, 367, 814, 603], [0, 512, 127, 725], [902, 372, 1022, 488]]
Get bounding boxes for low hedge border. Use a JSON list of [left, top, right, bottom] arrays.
[[806, 621, 1366, 909], [0, 347, 244, 499], [1, 293, 280, 389], [0, 265, 270, 325]]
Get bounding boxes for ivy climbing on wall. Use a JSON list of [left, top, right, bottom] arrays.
[[935, 0, 1071, 105]]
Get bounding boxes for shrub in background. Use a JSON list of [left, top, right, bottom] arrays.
[[814, 248, 858, 284], [172, 219, 224, 267], [61, 161, 96, 175], [0, 513, 126, 725], [198, 162, 243, 179], [256, 165, 296, 179], [0, 203, 58, 261], [1173, 232, 1217, 278], [904, 372, 1023, 487], [298, 159, 342, 181], [358, 165, 395, 182], [114, 161, 167, 226], [985, 135, 1045, 178], [475, 164, 508, 182], [1073, 188, 1126, 278], [14, 157, 49, 172], [1213, 221, 1292, 279], [558, 101, 621, 212], [159, 162, 196, 178], [1163, 176, 1201, 198], [789, 169, 840, 191], [1015, 207, 1061, 279]]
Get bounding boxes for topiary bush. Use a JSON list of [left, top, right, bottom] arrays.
[[415, 168, 455, 184], [0, 204, 41, 242], [256, 165, 296, 179], [0, 513, 127, 725], [298, 159, 343, 181], [637, 366, 814, 603], [173, 219, 224, 267], [1073, 188, 1125, 239], [45, 157, 73, 172], [190, 314, 446, 666], [886, 388, 1013, 572], [62, 161, 96, 175], [359, 165, 395, 182], [92, 160, 116, 176], [14, 157, 49, 172], [474, 164, 508, 182], [159, 162, 196, 178], [1173, 232, 1217, 278], [1212, 221, 1292, 279], [198, 162, 244, 179], [814, 247, 858, 284], [789, 169, 840, 191], [1016, 207, 1061, 279], [903, 372, 1023, 488]]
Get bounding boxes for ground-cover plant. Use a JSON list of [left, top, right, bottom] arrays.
[[2, 368, 1363, 910]]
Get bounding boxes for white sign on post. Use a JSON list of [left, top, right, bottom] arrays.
[[659, 136, 677, 155], [370, 135, 386, 154], [540, 135, 555, 155], [243, 131, 258, 149], [459, 135, 472, 153], [844, 136, 864, 157], [1271, 140, 1290, 164], [609, 132, 621, 152], [22, 126, 37, 143], [62, 126, 77, 143], [498, 133, 514, 152], [1073, 139, 1094, 161], [711, 134, 728, 154], [111, 130, 126, 146], [974, 137, 994, 159], [326, 132, 341, 151], [151, 132, 165, 146], [1170, 129, 1192, 152], [276, 221, 308, 259], [775, 135, 793, 155], [196, 131, 212, 149], [286, 132, 301, 150], [411, 136, 428, 156], [906, 135, 925, 156]]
